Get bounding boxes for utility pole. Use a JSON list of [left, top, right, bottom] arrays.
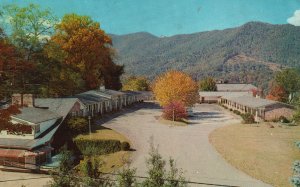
[[172, 106, 175, 122], [88, 116, 92, 140]]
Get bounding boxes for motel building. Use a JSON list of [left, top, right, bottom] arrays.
[[219, 95, 295, 122]]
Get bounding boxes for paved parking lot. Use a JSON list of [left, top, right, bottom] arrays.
[[0, 102, 272, 187], [102, 102, 272, 187]]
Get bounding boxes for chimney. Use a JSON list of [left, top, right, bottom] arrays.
[[12, 93, 23, 106], [22, 94, 35, 107]]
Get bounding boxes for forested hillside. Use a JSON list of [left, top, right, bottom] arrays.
[[111, 22, 300, 88]]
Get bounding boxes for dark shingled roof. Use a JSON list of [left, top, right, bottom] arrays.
[[35, 98, 83, 118], [12, 107, 61, 124]]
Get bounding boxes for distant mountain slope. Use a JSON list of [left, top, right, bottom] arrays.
[[111, 22, 300, 88]]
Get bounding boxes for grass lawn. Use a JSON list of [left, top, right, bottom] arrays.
[[76, 126, 131, 173], [209, 123, 300, 187], [76, 126, 129, 143], [98, 151, 130, 173]]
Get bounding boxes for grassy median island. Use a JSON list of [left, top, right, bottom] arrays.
[[209, 123, 300, 187], [75, 126, 131, 173]]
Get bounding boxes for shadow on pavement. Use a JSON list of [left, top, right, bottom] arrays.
[[95, 101, 161, 126]]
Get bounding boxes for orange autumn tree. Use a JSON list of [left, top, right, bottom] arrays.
[[152, 70, 199, 107], [266, 84, 288, 102], [49, 14, 123, 90]]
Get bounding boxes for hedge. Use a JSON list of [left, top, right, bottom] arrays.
[[241, 113, 255, 124], [233, 110, 241, 115], [74, 138, 121, 156], [121, 141, 130, 151], [279, 116, 290, 123]]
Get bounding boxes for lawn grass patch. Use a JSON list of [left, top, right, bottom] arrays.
[[98, 151, 130, 173], [75, 126, 131, 173], [209, 123, 300, 187], [76, 126, 129, 143]]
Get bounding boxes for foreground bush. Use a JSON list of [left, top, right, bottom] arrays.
[[74, 138, 121, 155], [241, 113, 255, 124], [162, 101, 187, 121], [294, 110, 300, 124], [291, 143, 300, 187], [279, 116, 290, 123], [121, 142, 131, 151], [233, 110, 241, 115], [51, 140, 187, 187], [141, 140, 187, 187], [117, 166, 137, 187], [49, 148, 78, 187], [67, 117, 88, 135]]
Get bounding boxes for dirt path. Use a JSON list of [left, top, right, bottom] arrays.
[[101, 102, 272, 187]]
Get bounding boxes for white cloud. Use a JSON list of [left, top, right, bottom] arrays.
[[287, 10, 300, 26]]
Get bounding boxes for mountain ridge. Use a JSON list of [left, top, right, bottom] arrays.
[[110, 22, 300, 88]]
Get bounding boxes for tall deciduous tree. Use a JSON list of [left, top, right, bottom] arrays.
[[275, 69, 300, 102], [199, 77, 217, 91], [122, 76, 149, 91], [162, 101, 187, 121], [0, 27, 31, 98], [2, 4, 56, 60], [152, 70, 199, 107], [1, 4, 57, 94], [49, 14, 123, 90], [0, 105, 20, 129], [266, 84, 288, 102], [293, 97, 300, 124]]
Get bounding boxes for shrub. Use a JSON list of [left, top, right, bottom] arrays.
[[121, 141, 130, 151], [162, 101, 187, 121], [67, 117, 88, 135], [142, 140, 187, 187], [291, 176, 300, 187], [296, 141, 300, 149], [292, 160, 300, 187], [80, 156, 102, 178], [241, 113, 255, 124], [50, 148, 79, 187], [117, 167, 137, 187], [294, 110, 300, 124], [74, 138, 121, 156], [0, 105, 32, 135], [1, 123, 32, 135], [233, 110, 241, 115], [279, 116, 290, 123]]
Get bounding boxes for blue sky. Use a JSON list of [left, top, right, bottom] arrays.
[[1, 0, 300, 36]]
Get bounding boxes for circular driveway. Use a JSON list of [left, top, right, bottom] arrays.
[[101, 102, 272, 187]]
